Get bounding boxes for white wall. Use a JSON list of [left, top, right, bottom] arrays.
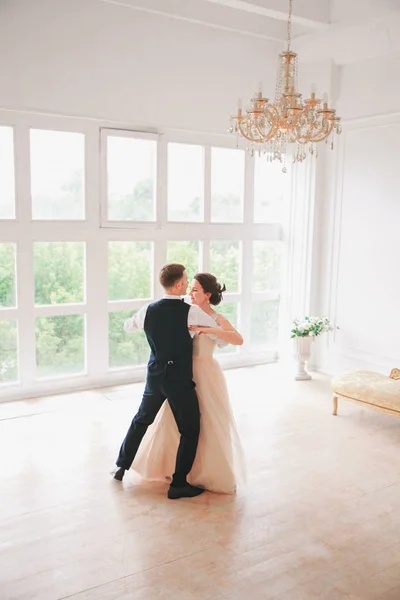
[[0, 0, 281, 133], [312, 52, 400, 375], [337, 52, 400, 120]]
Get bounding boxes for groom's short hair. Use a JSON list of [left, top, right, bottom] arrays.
[[159, 263, 185, 289]]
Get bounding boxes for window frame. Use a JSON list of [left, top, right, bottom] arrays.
[[0, 111, 290, 401], [100, 128, 161, 228]]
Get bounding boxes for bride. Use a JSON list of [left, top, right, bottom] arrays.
[[130, 272, 246, 494]]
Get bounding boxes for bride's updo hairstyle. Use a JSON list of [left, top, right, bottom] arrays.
[[194, 273, 226, 306]]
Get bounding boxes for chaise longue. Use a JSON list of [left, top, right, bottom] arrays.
[[331, 368, 400, 417]]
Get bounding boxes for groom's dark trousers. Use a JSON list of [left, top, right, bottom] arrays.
[[116, 299, 200, 486]]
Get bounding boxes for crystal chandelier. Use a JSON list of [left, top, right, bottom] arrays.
[[229, 0, 342, 171]]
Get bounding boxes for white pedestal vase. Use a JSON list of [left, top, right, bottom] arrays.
[[294, 336, 314, 380]]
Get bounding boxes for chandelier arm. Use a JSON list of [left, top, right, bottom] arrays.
[[264, 124, 280, 141], [308, 120, 335, 143], [254, 122, 271, 142], [237, 121, 263, 143], [253, 110, 279, 142], [263, 106, 281, 140]]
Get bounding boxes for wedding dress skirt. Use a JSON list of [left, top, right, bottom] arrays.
[[131, 335, 246, 493]]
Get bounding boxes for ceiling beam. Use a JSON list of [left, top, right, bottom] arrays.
[[94, 0, 291, 42], [200, 0, 330, 30]]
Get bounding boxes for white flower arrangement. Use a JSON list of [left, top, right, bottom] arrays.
[[291, 316, 333, 338]]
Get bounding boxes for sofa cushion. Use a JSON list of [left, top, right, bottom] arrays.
[[331, 370, 400, 412]]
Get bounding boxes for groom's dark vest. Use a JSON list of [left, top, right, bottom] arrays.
[[143, 299, 194, 383]]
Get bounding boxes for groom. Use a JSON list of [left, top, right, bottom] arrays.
[[113, 263, 225, 499]]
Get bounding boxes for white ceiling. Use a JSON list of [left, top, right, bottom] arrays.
[[96, 0, 329, 42], [296, 0, 400, 65], [96, 0, 400, 64]]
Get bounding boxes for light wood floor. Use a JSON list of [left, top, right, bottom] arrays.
[[2, 364, 400, 600]]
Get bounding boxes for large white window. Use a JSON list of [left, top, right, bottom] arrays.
[[105, 133, 157, 222], [30, 129, 85, 220], [254, 154, 288, 223], [211, 147, 244, 223], [0, 115, 289, 400], [167, 241, 201, 282], [167, 143, 204, 222], [0, 127, 16, 220], [108, 241, 153, 302], [0, 242, 18, 383], [0, 243, 16, 307], [33, 242, 86, 378]]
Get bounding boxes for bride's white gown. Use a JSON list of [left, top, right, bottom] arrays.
[[131, 334, 246, 493]]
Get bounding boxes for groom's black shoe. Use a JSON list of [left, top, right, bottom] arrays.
[[112, 467, 126, 481], [168, 483, 205, 500]]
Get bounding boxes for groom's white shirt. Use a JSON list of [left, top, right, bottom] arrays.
[[124, 294, 228, 348], [124, 295, 227, 348]]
